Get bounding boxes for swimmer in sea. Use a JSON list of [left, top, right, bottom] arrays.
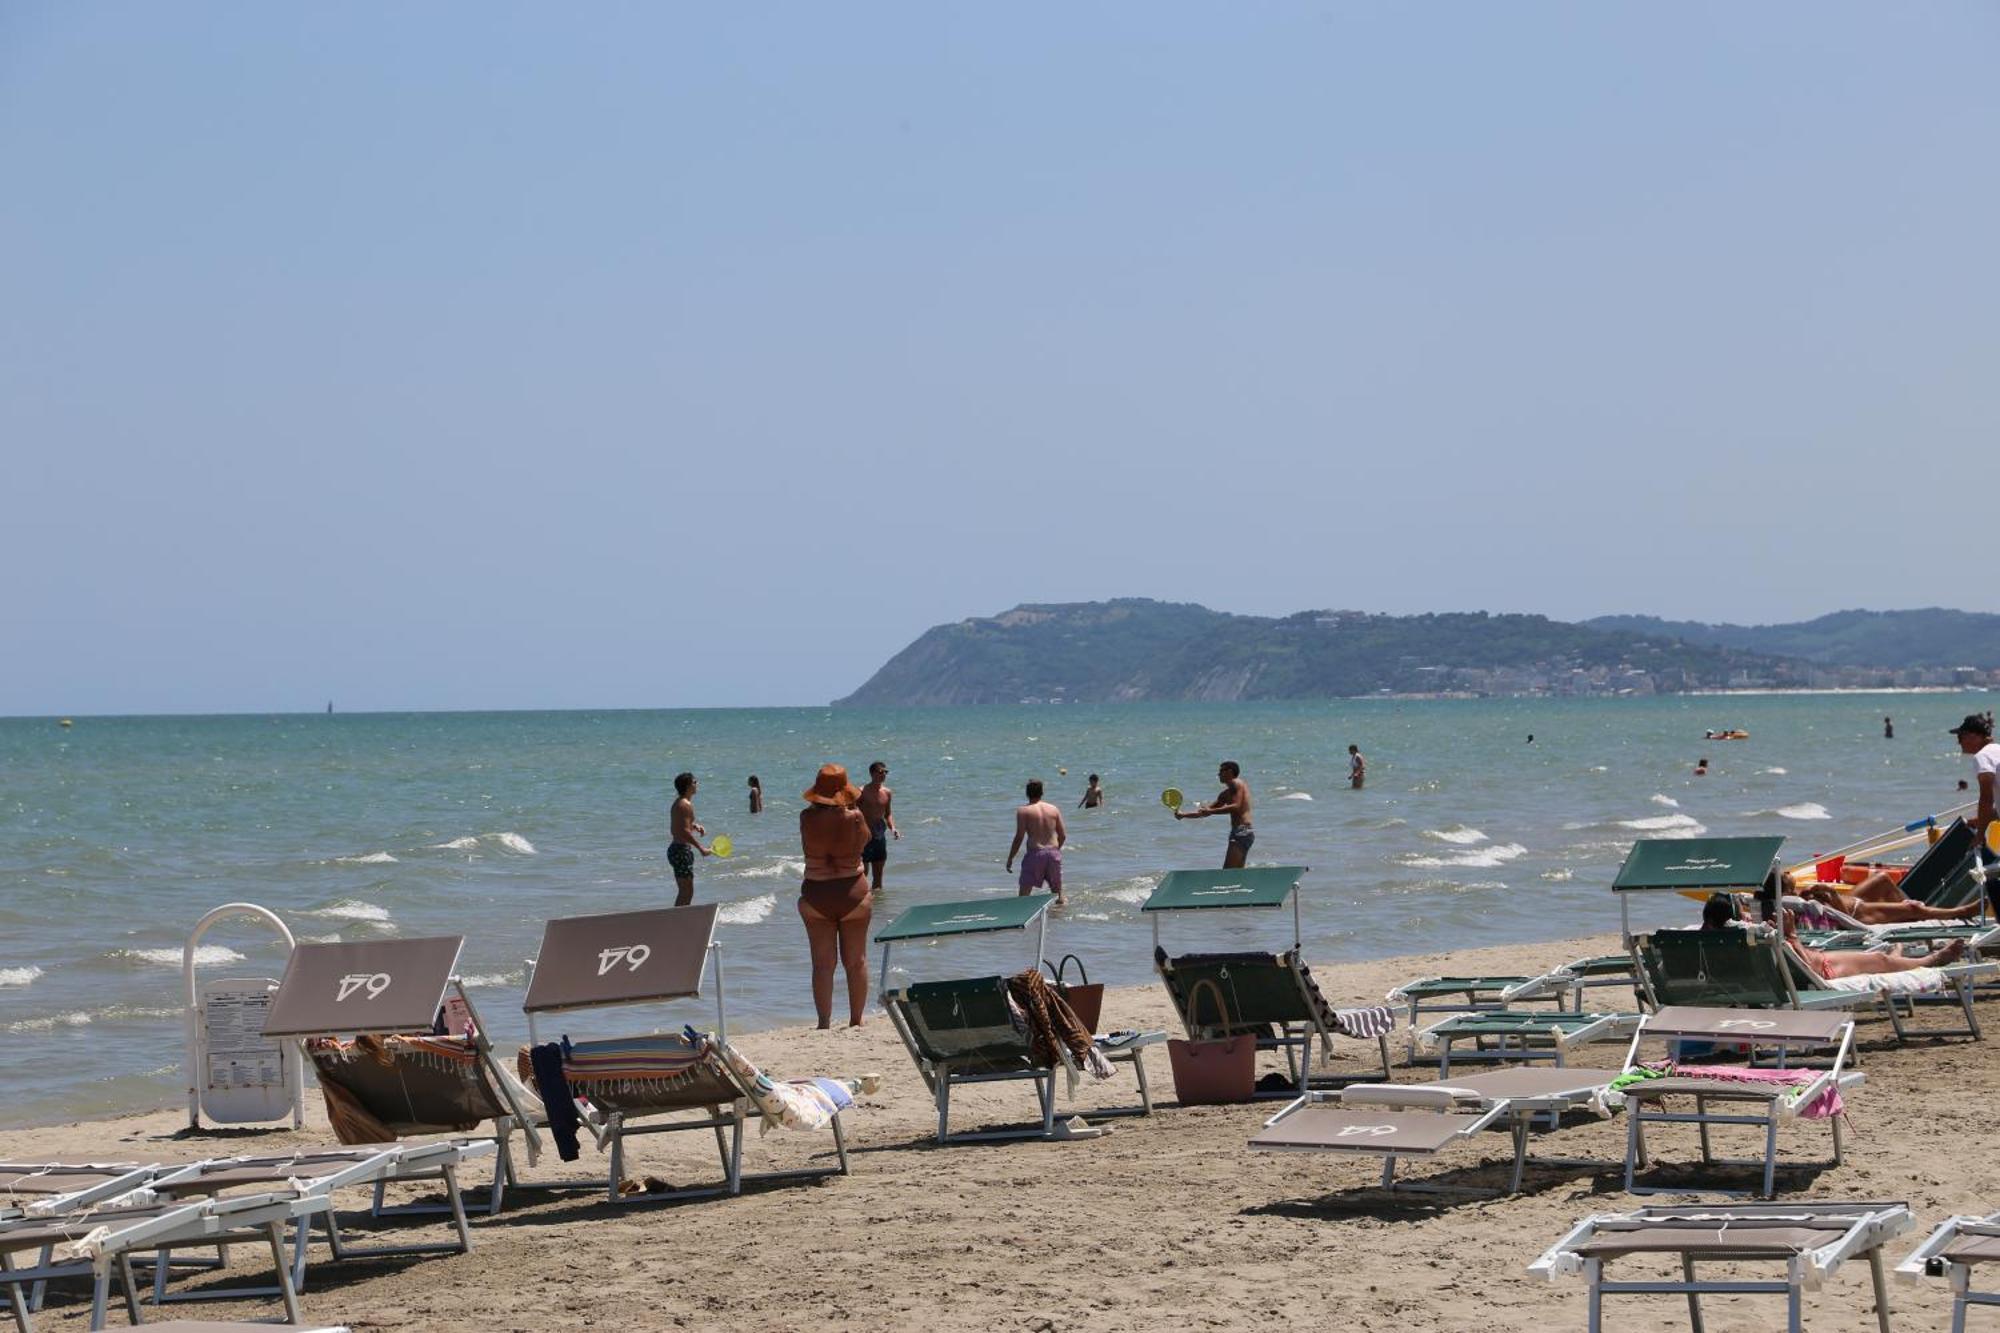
[[1078, 773, 1103, 809], [857, 761, 898, 892], [1175, 760, 1254, 868], [748, 774, 763, 815], [668, 772, 711, 907]]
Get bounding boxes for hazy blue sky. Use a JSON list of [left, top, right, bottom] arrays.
[[4, 4, 1995, 713]]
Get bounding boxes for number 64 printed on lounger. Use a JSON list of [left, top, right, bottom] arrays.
[[336, 972, 392, 1002], [596, 944, 651, 976]]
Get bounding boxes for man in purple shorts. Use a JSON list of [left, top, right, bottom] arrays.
[[1006, 778, 1068, 906]]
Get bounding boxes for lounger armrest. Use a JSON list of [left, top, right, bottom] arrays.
[[1528, 1216, 1602, 1281], [1893, 1215, 1977, 1283], [1338, 1084, 1461, 1110]]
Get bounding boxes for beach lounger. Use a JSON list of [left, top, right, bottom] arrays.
[[1896, 1209, 2000, 1332], [0, 1165, 159, 1221], [1416, 1010, 1642, 1075], [1634, 927, 1874, 1016], [0, 1192, 318, 1332], [1894, 817, 1984, 910], [1250, 1065, 1624, 1195], [1611, 1005, 1865, 1198], [1531, 1199, 1913, 1333], [1386, 975, 1563, 1061], [519, 904, 866, 1201], [1780, 936, 1994, 1042], [263, 935, 543, 1216], [142, 1142, 491, 1305], [876, 896, 1163, 1143], [1143, 867, 1392, 1094]]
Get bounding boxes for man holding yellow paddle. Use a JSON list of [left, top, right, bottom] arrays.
[[1166, 760, 1255, 868]]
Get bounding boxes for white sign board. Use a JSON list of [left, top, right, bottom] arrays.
[[199, 979, 295, 1124]]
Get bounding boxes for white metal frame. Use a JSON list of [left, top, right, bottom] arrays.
[[1896, 1210, 2000, 1333], [181, 902, 305, 1131]]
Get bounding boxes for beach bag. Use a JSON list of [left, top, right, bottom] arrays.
[[1167, 978, 1256, 1105], [1042, 954, 1104, 1034]]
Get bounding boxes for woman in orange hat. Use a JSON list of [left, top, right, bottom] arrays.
[[798, 764, 874, 1027]]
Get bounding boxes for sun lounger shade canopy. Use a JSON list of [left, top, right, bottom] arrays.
[[1142, 866, 1308, 913], [1612, 837, 1785, 893], [523, 904, 718, 1014], [873, 895, 1050, 943], [262, 936, 464, 1037]]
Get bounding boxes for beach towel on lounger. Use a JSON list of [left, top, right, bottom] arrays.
[[1821, 967, 1946, 995], [694, 1028, 877, 1134], [1602, 1063, 1844, 1120]]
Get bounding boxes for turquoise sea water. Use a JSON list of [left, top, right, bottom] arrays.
[[0, 694, 1981, 1128]]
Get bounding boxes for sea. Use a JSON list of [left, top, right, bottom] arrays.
[[0, 693, 1981, 1129]]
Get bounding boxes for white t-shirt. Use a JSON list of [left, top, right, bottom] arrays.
[[1976, 742, 2000, 788], [1349, 752, 1365, 776]]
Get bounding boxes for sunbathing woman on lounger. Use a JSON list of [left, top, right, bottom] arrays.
[[1781, 910, 1967, 977], [1799, 875, 1981, 925]]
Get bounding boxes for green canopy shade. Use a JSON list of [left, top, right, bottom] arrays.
[[873, 894, 1051, 943], [1612, 836, 1785, 893], [1142, 866, 1308, 913]]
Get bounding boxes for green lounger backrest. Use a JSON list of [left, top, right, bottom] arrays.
[[1638, 929, 1793, 1009], [1903, 819, 1982, 908], [902, 977, 1032, 1069], [1164, 952, 1309, 1030]]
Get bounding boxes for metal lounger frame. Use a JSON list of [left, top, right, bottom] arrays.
[[1161, 952, 1392, 1096], [1895, 1211, 2000, 1333], [0, 1192, 316, 1333], [1530, 1200, 1913, 1333], [884, 980, 1077, 1144], [1417, 1011, 1642, 1075], [1254, 1075, 1622, 1196]]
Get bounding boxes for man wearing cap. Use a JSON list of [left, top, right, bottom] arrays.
[[1951, 714, 2000, 840]]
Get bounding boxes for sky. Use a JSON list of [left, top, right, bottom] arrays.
[[3, 3, 1996, 714]]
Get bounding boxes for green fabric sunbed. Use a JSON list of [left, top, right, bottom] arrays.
[[1156, 948, 1393, 1095]]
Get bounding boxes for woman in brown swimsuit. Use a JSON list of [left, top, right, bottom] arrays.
[[799, 764, 873, 1028]]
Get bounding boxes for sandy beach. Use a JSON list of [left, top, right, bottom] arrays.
[[8, 929, 1998, 1332]]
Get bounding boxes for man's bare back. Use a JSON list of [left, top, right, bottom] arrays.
[[1016, 800, 1065, 849]]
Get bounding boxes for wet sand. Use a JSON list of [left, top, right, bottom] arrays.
[[7, 930, 1994, 1332]]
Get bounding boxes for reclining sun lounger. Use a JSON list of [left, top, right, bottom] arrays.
[[1144, 867, 1393, 1093], [1780, 935, 1994, 1042], [1415, 1009, 1642, 1075], [0, 1192, 320, 1332], [519, 904, 865, 1201], [1385, 975, 1566, 1062], [1634, 926, 1874, 1016], [1896, 1209, 2000, 1332], [877, 896, 1163, 1143], [1250, 1065, 1625, 1195], [1611, 1005, 1865, 1198], [1532, 1199, 1913, 1333], [0, 1165, 159, 1222], [142, 1142, 492, 1305], [262, 935, 543, 1216]]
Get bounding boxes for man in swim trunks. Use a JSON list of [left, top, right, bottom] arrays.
[[1347, 744, 1365, 789], [1078, 774, 1103, 809], [1175, 760, 1254, 868], [667, 772, 710, 907], [858, 761, 898, 892], [1007, 778, 1068, 904]]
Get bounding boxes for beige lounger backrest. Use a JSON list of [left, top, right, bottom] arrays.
[[1644, 1004, 1847, 1045], [523, 904, 719, 1014], [262, 936, 466, 1037]]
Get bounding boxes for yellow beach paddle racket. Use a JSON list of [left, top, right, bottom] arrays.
[[1986, 823, 2000, 858], [1161, 788, 1184, 812], [711, 835, 733, 859]]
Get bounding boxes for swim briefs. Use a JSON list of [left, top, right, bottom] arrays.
[[800, 874, 871, 923], [1018, 845, 1063, 893], [862, 822, 889, 865], [1227, 825, 1256, 854], [667, 841, 696, 879]]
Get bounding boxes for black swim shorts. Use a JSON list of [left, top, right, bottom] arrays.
[[668, 841, 696, 879], [1228, 825, 1256, 853]]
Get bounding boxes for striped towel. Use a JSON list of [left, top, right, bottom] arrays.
[[561, 1035, 706, 1086]]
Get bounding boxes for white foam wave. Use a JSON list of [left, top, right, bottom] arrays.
[[460, 972, 521, 988], [431, 836, 479, 851], [121, 945, 245, 968], [1102, 878, 1159, 906], [493, 832, 536, 855], [1618, 813, 1705, 833], [1279, 792, 1313, 801], [0, 966, 43, 987], [1589, 765, 1609, 773], [1403, 843, 1528, 870], [725, 859, 807, 880], [1422, 826, 1488, 845], [308, 900, 391, 924], [1765, 802, 1832, 821], [1540, 868, 1574, 882], [1762, 767, 1788, 775], [717, 894, 776, 926], [1650, 793, 1680, 808], [336, 851, 398, 865], [6, 1011, 92, 1032]]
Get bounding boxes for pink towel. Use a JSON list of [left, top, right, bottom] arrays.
[[1664, 1063, 1844, 1120]]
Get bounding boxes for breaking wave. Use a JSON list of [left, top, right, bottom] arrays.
[[1761, 802, 1832, 821], [493, 832, 537, 854], [1649, 793, 1680, 808], [1279, 792, 1313, 801], [307, 900, 391, 924], [724, 859, 807, 880], [117, 945, 245, 968], [1422, 826, 1487, 845], [1403, 842, 1528, 870], [0, 966, 43, 987], [335, 851, 398, 865], [717, 894, 776, 926], [1617, 813, 1706, 834]]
